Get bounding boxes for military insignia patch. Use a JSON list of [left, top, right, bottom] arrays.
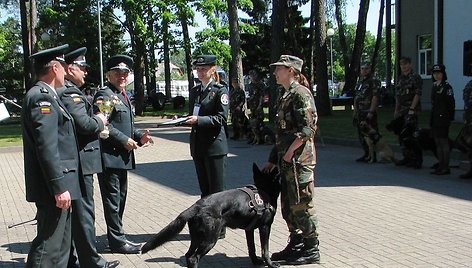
[[70, 93, 81, 103], [37, 101, 52, 114], [40, 107, 51, 114], [221, 93, 229, 105]]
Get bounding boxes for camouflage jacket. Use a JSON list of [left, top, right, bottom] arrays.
[[274, 81, 317, 165], [463, 80, 472, 124], [247, 81, 265, 117], [229, 86, 246, 114], [396, 71, 423, 115], [354, 75, 380, 112]]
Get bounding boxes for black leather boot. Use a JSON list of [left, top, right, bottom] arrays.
[[271, 233, 304, 261], [285, 237, 320, 265]]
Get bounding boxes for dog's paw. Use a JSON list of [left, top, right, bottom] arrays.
[[267, 261, 281, 268], [250, 256, 264, 265]]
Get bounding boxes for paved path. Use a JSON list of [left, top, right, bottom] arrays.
[[1, 118, 472, 267]]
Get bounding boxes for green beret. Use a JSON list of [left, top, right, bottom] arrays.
[[106, 55, 133, 72], [193, 55, 217, 66], [30, 44, 69, 67], [65, 47, 89, 68]]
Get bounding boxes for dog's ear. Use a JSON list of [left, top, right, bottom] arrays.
[[252, 163, 261, 176]]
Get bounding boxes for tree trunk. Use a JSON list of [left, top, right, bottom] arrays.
[[268, 0, 287, 122], [134, 39, 146, 116], [313, 0, 331, 116], [371, 0, 385, 73], [20, 0, 32, 89], [334, 0, 349, 75], [179, 7, 194, 90], [307, 0, 316, 89], [163, 17, 171, 100], [227, 0, 244, 89], [343, 0, 370, 96], [146, 5, 157, 97]]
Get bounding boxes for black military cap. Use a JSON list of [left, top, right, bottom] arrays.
[[30, 44, 69, 67], [193, 55, 217, 66], [65, 47, 89, 68], [432, 64, 445, 73], [106, 55, 133, 72]]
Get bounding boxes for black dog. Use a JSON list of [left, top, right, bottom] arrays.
[[141, 163, 281, 268]]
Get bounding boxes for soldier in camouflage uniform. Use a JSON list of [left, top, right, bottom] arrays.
[[353, 63, 380, 162], [229, 78, 248, 140], [247, 69, 266, 144], [394, 57, 423, 165], [263, 55, 319, 265], [458, 80, 472, 179]]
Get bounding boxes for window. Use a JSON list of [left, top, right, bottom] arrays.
[[418, 34, 433, 78]]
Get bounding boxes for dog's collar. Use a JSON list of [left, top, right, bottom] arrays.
[[238, 185, 273, 231]]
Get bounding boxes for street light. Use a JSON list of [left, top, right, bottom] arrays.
[[97, 0, 104, 87], [327, 28, 335, 96]]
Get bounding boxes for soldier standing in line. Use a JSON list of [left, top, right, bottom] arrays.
[[229, 77, 247, 140], [94, 55, 153, 254], [22, 44, 83, 267], [247, 69, 266, 144], [263, 55, 320, 265], [429, 64, 455, 176], [58, 47, 119, 268], [458, 79, 472, 179], [353, 63, 380, 162], [394, 56, 423, 166]]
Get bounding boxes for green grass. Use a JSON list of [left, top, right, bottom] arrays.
[[318, 106, 463, 144], [0, 105, 464, 148], [0, 118, 22, 147]]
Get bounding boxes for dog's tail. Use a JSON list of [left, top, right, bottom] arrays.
[[141, 205, 196, 253]]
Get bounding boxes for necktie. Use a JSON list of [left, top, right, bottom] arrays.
[[121, 91, 129, 104]]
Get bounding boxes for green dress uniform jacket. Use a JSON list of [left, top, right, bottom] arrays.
[[58, 80, 108, 268], [59, 80, 104, 175], [93, 83, 144, 169], [22, 81, 82, 202], [188, 80, 229, 157]]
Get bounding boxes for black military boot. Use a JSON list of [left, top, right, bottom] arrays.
[[271, 233, 304, 261], [285, 237, 320, 265]]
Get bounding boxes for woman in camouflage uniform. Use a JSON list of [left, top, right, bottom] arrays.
[[263, 55, 319, 265]]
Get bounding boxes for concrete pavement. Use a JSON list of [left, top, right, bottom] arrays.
[[1, 118, 472, 267]]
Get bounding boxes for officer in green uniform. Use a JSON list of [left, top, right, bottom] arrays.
[[263, 55, 320, 265], [458, 80, 472, 178], [94, 55, 153, 254], [22, 44, 83, 267], [429, 64, 455, 175], [58, 47, 119, 268], [394, 56, 423, 165], [229, 78, 247, 140], [353, 63, 380, 162], [185, 55, 229, 199]]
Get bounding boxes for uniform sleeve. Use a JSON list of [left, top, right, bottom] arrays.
[[29, 94, 69, 195], [372, 79, 380, 98], [293, 89, 317, 141], [197, 85, 229, 128], [446, 84, 455, 121], [62, 87, 104, 135], [414, 74, 423, 95]]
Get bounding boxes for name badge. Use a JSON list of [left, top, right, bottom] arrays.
[[193, 104, 201, 116]]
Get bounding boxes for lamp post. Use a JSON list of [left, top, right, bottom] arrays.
[[327, 28, 335, 96], [97, 0, 104, 87]]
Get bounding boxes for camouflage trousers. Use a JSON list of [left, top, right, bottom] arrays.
[[279, 159, 318, 240]]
